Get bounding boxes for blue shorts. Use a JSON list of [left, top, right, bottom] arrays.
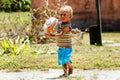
[[57, 47, 72, 65]]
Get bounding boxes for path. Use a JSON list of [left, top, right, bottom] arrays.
[[0, 69, 120, 80]]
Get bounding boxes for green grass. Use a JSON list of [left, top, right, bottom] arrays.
[[0, 12, 120, 71], [0, 32, 120, 71], [0, 12, 31, 29], [0, 12, 30, 22]]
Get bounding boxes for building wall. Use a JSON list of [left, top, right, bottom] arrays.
[[31, 0, 120, 31]]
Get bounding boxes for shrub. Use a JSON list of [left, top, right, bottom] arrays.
[[0, 0, 31, 12]]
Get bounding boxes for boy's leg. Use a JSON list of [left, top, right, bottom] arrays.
[[59, 64, 68, 77], [66, 62, 73, 75], [63, 64, 67, 75]]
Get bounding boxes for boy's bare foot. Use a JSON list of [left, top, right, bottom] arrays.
[[68, 68, 73, 75], [69, 66, 73, 75], [58, 73, 68, 78]]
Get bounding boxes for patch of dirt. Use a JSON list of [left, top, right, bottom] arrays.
[[103, 40, 120, 46], [0, 69, 120, 80]]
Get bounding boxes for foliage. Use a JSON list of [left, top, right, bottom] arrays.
[[0, 0, 31, 12], [0, 32, 120, 71], [0, 36, 31, 55], [29, 0, 67, 44], [0, 12, 31, 49]]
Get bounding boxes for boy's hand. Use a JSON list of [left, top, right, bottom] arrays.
[[45, 33, 49, 36], [45, 33, 51, 38], [45, 33, 55, 37], [50, 33, 55, 36]]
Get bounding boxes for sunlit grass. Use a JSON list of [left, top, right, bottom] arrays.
[[0, 12, 31, 22], [0, 32, 120, 71], [102, 32, 120, 42], [0, 12, 120, 71], [0, 12, 31, 30]]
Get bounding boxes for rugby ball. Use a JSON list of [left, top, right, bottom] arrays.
[[44, 17, 58, 34]]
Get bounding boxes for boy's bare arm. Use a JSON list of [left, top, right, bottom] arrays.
[[50, 26, 70, 37]]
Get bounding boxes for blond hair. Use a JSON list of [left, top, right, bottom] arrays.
[[59, 5, 73, 17]]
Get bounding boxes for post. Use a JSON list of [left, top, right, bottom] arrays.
[[89, 0, 102, 46]]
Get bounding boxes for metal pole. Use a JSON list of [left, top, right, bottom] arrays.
[[96, 0, 102, 46], [89, 0, 102, 46]]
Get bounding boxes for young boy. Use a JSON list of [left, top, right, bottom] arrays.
[[50, 5, 73, 77]]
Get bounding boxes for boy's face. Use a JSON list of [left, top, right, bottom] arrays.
[[59, 11, 71, 23]]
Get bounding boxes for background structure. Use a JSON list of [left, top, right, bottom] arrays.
[[31, 0, 120, 31]]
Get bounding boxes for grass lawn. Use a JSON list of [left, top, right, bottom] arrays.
[[0, 32, 120, 71], [0, 12, 31, 30], [0, 12, 120, 71]]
